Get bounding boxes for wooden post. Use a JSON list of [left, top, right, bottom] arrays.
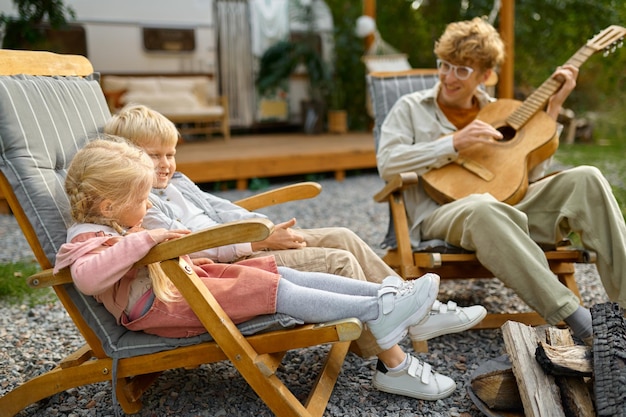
[[499, 0, 515, 98], [363, 0, 376, 51]]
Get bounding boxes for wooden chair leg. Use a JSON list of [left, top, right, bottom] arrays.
[[0, 354, 115, 417], [412, 340, 429, 353], [118, 372, 162, 413], [348, 340, 363, 357], [115, 377, 145, 414], [559, 270, 582, 301], [303, 341, 352, 416]]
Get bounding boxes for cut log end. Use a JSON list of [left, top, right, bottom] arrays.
[[535, 341, 593, 377]]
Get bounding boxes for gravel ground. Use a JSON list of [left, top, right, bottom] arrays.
[[0, 172, 610, 417]]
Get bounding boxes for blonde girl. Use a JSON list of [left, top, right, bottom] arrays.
[[64, 136, 182, 303]]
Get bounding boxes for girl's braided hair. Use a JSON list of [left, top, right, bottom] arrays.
[[66, 135, 179, 302]]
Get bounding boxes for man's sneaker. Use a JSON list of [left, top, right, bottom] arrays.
[[367, 274, 439, 350], [408, 300, 487, 342], [372, 355, 456, 400]]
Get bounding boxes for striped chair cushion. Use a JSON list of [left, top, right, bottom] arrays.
[[0, 74, 109, 261], [0, 74, 299, 359], [367, 70, 439, 150]]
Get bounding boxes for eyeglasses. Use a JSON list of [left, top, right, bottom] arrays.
[[436, 59, 475, 80]]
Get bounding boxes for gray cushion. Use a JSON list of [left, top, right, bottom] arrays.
[[366, 72, 439, 249], [367, 72, 470, 254], [0, 74, 109, 260], [367, 72, 439, 150], [72, 286, 300, 359], [0, 73, 300, 360]]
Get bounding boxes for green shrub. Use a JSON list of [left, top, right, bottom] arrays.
[[0, 260, 53, 306], [555, 138, 626, 218]]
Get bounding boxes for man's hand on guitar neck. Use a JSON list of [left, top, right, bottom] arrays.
[[452, 119, 503, 151], [451, 64, 578, 153], [546, 64, 579, 120]]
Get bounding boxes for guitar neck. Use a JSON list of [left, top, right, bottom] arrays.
[[506, 45, 595, 130]]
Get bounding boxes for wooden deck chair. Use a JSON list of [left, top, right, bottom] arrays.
[[367, 69, 595, 352], [0, 49, 362, 417]]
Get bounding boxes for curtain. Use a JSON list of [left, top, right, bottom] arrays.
[[216, 0, 255, 127]]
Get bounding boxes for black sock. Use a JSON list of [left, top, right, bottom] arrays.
[[379, 353, 409, 373], [564, 306, 592, 340]]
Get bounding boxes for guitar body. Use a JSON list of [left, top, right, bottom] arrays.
[[421, 99, 558, 205]]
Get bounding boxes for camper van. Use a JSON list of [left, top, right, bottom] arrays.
[[0, 0, 334, 129]]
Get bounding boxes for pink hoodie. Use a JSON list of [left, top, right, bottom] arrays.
[[55, 229, 281, 334]]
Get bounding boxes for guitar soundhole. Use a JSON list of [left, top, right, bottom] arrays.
[[497, 125, 517, 142]]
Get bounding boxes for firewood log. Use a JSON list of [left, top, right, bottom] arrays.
[[535, 341, 592, 376], [470, 365, 523, 411]]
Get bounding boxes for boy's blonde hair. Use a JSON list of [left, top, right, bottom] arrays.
[[66, 136, 179, 302], [434, 17, 505, 72], [103, 104, 180, 149]]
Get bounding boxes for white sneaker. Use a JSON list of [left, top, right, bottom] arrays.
[[372, 355, 456, 400], [367, 274, 439, 351], [409, 300, 486, 342]]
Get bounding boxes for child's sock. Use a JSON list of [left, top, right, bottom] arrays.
[[383, 353, 410, 372]]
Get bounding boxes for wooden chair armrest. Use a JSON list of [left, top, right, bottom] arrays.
[[29, 267, 72, 287], [139, 218, 273, 264], [373, 172, 419, 203], [0, 49, 93, 76], [235, 182, 322, 211], [29, 218, 274, 289]]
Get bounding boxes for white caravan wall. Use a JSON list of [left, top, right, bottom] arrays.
[[67, 0, 213, 25], [0, 0, 217, 73], [84, 25, 216, 73]]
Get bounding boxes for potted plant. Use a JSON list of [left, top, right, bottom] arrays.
[[0, 0, 80, 53], [255, 1, 331, 134], [324, 3, 368, 133], [326, 76, 347, 133]]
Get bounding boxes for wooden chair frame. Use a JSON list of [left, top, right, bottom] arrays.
[[0, 50, 361, 417], [374, 172, 594, 328], [367, 70, 596, 352]]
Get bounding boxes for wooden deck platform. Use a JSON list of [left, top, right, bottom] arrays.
[[176, 131, 376, 190]]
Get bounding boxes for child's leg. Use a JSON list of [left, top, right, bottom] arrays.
[[277, 266, 379, 296], [275, 272, 440, 351], [275, 278, 379, 323]]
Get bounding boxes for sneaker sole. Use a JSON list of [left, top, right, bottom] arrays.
[[373, 376, 457, 401], [410, 306, 487, 342], [375, 275, 440, 350]]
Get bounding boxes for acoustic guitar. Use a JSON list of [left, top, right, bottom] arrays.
[[421, 25, 626, 205]]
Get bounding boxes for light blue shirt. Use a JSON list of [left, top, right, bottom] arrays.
[[143, 172, 266, 262]]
